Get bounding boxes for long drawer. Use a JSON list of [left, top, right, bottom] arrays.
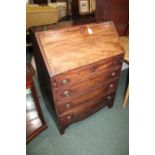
[[51, 54, 123, 89], [59, 92, 116, 128], [56, 78, 119, 115], [53, 66, 121, 102]]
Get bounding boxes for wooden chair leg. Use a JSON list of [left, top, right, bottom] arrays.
[[123, 84, 129, 108]]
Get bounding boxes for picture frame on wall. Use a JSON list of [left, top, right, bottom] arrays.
[[78, 0, 90, 15]]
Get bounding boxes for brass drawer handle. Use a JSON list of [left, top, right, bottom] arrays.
[[66, 115, 72, 120], [63, 90, 69, 96], [111, 72, 116, 76], [109, 84, 114, 88], [62, 79, 68, 85], [65, 103, 71, 109], [107, 96, 112, 100]]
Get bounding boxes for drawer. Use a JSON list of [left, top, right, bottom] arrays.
[[52, 54, 123, 89], [59, 92, 116, 127], [53, 66, 121, 102], [56, 79, 119, 115]]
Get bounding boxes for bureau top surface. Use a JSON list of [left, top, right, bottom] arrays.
[[35, 22, 124, 76]]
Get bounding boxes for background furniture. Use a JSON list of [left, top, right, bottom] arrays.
[[72, 0, 96, 18], [26, 0, 129, 48], [33, 0, 48, 5], [31, 22, 124, 134], [96, 0, 129, 36], [26, 2, 67, 48], [26, 4, 59, 31], [120, 36, 129, 107], [26, 64, 47, 143], [71, 0, 129, 36]]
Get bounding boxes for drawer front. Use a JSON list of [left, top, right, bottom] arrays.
[[54, 66, 121, 102], [52, 55, 123, 89], [56, 79, 119, 115], [59, 92, 116, 127]]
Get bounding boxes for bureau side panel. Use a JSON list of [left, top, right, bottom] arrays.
[[30, 30, 55, 110]]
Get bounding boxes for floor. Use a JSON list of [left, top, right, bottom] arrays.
[[26, 59, 129, 155]]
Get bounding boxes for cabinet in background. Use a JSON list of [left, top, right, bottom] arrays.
[[71, 0, 129, 35]]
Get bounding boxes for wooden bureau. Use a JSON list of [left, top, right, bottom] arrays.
[[31, 22, 124, 134]]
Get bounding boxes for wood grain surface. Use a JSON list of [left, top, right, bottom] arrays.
[[32, 21, 124, 134], [35, 22, 124, 76], [58, 92, 116, 130], [52, 54, 123, 89], [53, 67, 121, 102], [55, 79, 119, 115]]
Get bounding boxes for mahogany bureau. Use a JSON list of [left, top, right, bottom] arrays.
[[31, 22, 124, 134]]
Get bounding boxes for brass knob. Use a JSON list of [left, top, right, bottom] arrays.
[[67, 115, 71, 120], [109, 84, 114, 88], [107, 96, 111, 100], [112, 72, 116, 76], [62, 79, 68, 85], [65, 103, 71, 109], [63, 90, 69, 96]]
